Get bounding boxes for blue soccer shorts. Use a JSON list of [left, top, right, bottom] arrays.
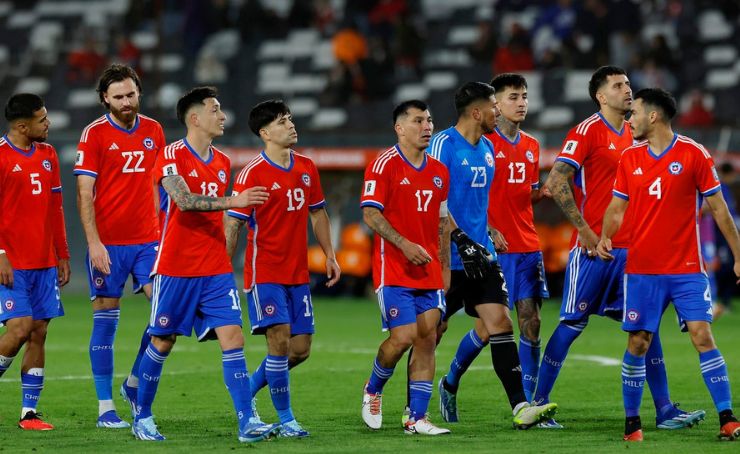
[[86, 241, 158, 300], [622, 273, 713, 333], [149, 273, 242, 340], [376, 286, 445, 331], [560, 247, 627, 322], [0, 267, 64, 325], [498, 251, 549, 309], [246, 283, 315, 335]]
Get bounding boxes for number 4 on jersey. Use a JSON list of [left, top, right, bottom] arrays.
[[649, 177, 662, 199]]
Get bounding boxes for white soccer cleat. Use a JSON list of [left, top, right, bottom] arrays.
[[362, 382, 383, 430], [404, 417, 451, 435], [513, 402, 558, 429]]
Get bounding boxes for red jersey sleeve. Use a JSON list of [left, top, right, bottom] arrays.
[[555, 127, 591, 170], [531, 141, 541, 189], [227, 162, 257, 221], [153, 145, 181, 184], [612, 152, 630, 200], [694, 148, 721, 196], [50, 150, 69, 260], [360, 159, 390, 211], [74, 125, 101, 178], [307, 160, 326, 210]]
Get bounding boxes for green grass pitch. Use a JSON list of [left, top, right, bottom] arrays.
[[1, 294, 739, 453]]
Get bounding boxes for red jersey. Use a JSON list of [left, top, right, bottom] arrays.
[[0, 136, 69, 269], [229, 151, 325, 289], [614, 134, 721, 275], [74, 113, 164, 245], [360, 146, 450, 290], [152, 139, 233, 277], [556, 112, 634, 248], [486, 127, 541, 253]]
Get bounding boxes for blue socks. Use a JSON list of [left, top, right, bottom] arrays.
[[367, 358, 394, 395], [409, 380, 433, 421], [129, 327, 150, 384], [136, 343, 169, 420], [265, 355, 293, 423], [519, 336, 541, 402], [0, 355, 14, 378], [250, 359, 268, 396], [222, 348, 254, 427], [700, 349, 732, 412], [445, 329, 485, 390], [21, 368, 44, 414], [645, 332, 672, 414], [89, 309, 119, 401], [533, 320, 585, 403], [622, 351, 646, 418]]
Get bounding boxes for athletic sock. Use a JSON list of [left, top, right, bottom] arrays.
[[489, 331, 526, 408], [699, 349, 732, 413], [408, 380, 433, 421], [622, 351, 646, 418], [367, 357, 394, 395], [533, 320, 585, 404], [135, 343, 169, 420], [445, 329, 485, 392], [519, 335, 541, 402], [265, 355, 293, 423]]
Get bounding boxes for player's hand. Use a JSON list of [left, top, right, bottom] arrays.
[[596, 237, 614, 261], [400, 239, 433, 266], [232, 186, 269, 208], [0, 252, 14, 288], [325, 256, 341, 287], [489, 229, 509, 253], [451, 228, 492, 280], [89, 241, 111, 275], [733, 261, 740, 285], [57, 259, 71, 287], [577, 227, 599, 257], [541, 186, 552, 198]]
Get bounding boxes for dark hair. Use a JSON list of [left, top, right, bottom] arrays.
[[392, 99, 428, 124], [634, 88, 677, 121], [490, 73, 527, 93], [176, 86, 219, 125], [454, 81, 495, 116], [248, 99, 291, 136], [588, 65, 627, 107], [4, 93, 44, 122], [96, 64, 142, 109]]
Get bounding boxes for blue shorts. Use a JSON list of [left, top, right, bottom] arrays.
[[376, 286, 445, 331], [560, 248, 627, 322], [86, 241, 158, 300], [246, 283, 315, 335], [149, 273, 242, 341], [498, 251, 549, 309], [0, 268, 64, 325], [623, 273, 713, 333]]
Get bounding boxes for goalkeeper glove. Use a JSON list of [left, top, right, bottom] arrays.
[[451, 228, 492, 280]]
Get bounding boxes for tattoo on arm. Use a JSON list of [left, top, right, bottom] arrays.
[[162, 176, 232, 212], [224, 215, 245, 259], [438, 216, 451, 267], [363, 207, 406, 249], [547, 162, 588, 230]]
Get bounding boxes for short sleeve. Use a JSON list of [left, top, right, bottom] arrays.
[[227, 161, 257, 220], [307, 160, 326, 210], [530, 139, 541, 189], [153, 145, 180, 185], [612, 155, 630, 200], [74, 126, 100, 178], [51, 147, 62, 193], [694, 146, 721, 196], [555, 127, 591, 170], [360, 158, 391, 211]]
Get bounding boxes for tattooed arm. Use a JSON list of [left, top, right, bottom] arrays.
[[363, 206, 432, 265], [224, 215, 246, 259], [545, 161, 598, 252], [438, 215, 451, 292], [161, 176, 268, 212]]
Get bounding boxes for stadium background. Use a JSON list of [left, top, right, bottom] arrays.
[[2, 0, 740, 295]]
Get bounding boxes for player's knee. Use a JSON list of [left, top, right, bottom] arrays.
[[29, 322, 49, 344], [289, 349, 310, 366], [627, 332, 651, 356], [689, 327, 716, 352], [151, 334, 176, 353], [5, 318, 33, 347], [519, 314, 541, 341]]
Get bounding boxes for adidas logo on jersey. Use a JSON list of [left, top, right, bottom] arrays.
[[400, 177, 411, 185], [189, 169, 198, 177], [109, 143, 119, 150], [461, 158, 469, 166], [632, 167, 643, 175], [271, 182, 281, 190], [495, 151, 506, 159], [12, 164, 22, 172], [609, 143, 616, 150]]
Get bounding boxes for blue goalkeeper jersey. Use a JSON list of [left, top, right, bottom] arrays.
[[428, 126, 496, 271]]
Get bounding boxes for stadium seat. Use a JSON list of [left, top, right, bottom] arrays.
[[564, 71, 593, 102], [15, 77, 50, 95], [537, 106, 574, 129], [156, 83, 183, 109], [310, 108, 347, 129], [67, 89, 99, 108], [394, 84, 429, 104], [424, 72, 458, 91], [704, 45, 737, 65], [336, 249, 372, 278], [706, 69, 738, 90], [340, 223, 372, 254], [131, 30, 159, 52], [698, 10, 733, 41], [47, 111, 71, 130], [311, 40, 335, 70], [288, 98, 319, 117], [447, 26, 479, 46]]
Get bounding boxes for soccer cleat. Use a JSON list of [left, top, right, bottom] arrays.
[[18, 411, 54, 431], [656, 404, 706, 429], [719, 421, 740, 441], [362, 382, 382, 430], [278, 419, 309, 438], [513, 402, 558, 430], [404, 417, 451, 435], [120, 380, 138, 420], [623, 429, 643, 441], [438, 376, 459, 423], [238, 419, 280, 443], [132, 416, 165, 441], [401, 406, 411, 427], [537, 418, 564, 429], [96, 410, 131, 429], [250, 397, 260, 421]]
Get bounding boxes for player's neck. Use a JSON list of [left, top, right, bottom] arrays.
[[496, 117, 520, 141], [185, 132, 213, 160], [397, 143, 425, 167], [264, 145, 292, 169], [454, 121, 483, 147], [599, 108, 625, 132], [5, 130, 32, 150], [647, 126, 675, 156], [108, 111, 137, 130]]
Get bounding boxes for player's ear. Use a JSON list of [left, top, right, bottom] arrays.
[[394, 121, 403, 137], [259, 127, 269, 142]]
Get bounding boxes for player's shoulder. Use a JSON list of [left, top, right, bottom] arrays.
[[211, 144, 231, 164], [162, 139, 186, 159], [368, 146, 400, 175], [428, 128, 454, 159], [234, 152, 267, 184], [137, 113, 162, 128], [569, 113, 601, 137], [675, 134, 712, 159], [79, 115, 109, 140], [620, 140, 648, 159], [292, 150, 317, 168], [480, 134, 494, 151], [519, 129, 540, 147], [34, 141, 57, 155]]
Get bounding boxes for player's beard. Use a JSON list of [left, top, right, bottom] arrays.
[[110, 103, 139, 126]]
